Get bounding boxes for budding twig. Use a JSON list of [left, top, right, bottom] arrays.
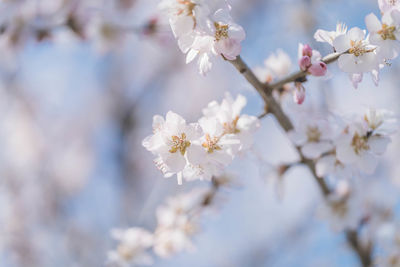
[[266, 52, 342, 90]]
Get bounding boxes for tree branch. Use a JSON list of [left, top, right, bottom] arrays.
[[228, 55, 372, 267], [266, 52, 341, 91]]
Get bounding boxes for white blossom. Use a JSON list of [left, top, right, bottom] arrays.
[[378, 0, 400, 14], [210, 8, 245, 60], [366, 10, 400, 60], [254, 49, 292, 83], [183, 117, 239, 181], [159, 0, 205, 52], [186, 34, 215, 75], [314, 22, 347, 46], [202, 93, 260, 152], [335, 109, 397, 174], [154, 188, 209, 258], [142, 111, 202, 184], [333, 27, 380, 73], [160, 0, 245, 74], [143, 94, 259, 183], [288, 115, 336, 159], [107, 228, 154, 267]]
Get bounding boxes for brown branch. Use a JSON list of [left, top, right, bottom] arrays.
[[228, 55, 372, 267]]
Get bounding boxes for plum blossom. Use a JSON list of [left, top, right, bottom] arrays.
[[183, 117, 239, 181], [185, 8, 245, 74], [154, 188, 209, 258], [107, 228, 154, 267], [142, 111, 202, 184], [378, 0, 400, 14], [333, 27, 380, 73], [331, 27, 382, 87], [160, 0, 245, 74], [254, 49, 292, 83], [186, 35, 215, 75], [264, 49, 292, 78], [315, 154, 354, 178], [366, 10, 400, 60], [314, 22, 348, 47], [159, 0, 204, 48], [363, 108, 398, 135], [210, 9, 245, 60], [335, 109, 397, 174], [202, 93, 260, 152], [288, 115, 335, 159], [143, 94, 259, 183]]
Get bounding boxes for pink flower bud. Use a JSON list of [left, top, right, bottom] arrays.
[[302, 44, 313, 57], [298, 56, 311, 71], [308, 61, 327, 76], [293, 84, 305, 105]]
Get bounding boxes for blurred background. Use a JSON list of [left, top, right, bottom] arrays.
[[0, 0, 399, 266]]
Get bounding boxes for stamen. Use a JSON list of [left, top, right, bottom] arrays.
[[214, 22, 229, 41], [306, 126, 321, 142], [202, 133, 222, 153], [351, 133, 370, 155], [378, 24, 396, 40], [223, 116, 240, 134], [169, 133, 191, 155], [349, 40, 375, 57]]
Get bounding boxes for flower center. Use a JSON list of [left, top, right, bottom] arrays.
[[306, 126, 321, 142], [223, 116, 240, 134], [351, 133, 370, 155], [169, 133, 191, 155], [202, 133, 222, 153], [389, 0, 398, 5], [117, 244, 137, 261], [349, 40, 375, 57], [214, 22, 229, 41], [378, 24, 396, 40]]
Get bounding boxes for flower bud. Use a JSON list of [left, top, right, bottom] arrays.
[[302, 44, 313, 57], [308, 61, 327, 76], [298, 56, 311, 71], [293, 83, 305, 105]]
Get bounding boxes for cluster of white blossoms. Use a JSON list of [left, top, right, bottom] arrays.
[[159, 0, 245, 75], [107, 187, 217, 266], [315, 0, 400, 88], [142, 93, 259, 184], [136, 0, 400, 265], [107, 228, 154, 267], [254, 49, 292, 84], [288, 108, 398, 178]]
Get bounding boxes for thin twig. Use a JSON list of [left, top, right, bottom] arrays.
[[228, 55, 372, 267], [266, 52, 341, 90]]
